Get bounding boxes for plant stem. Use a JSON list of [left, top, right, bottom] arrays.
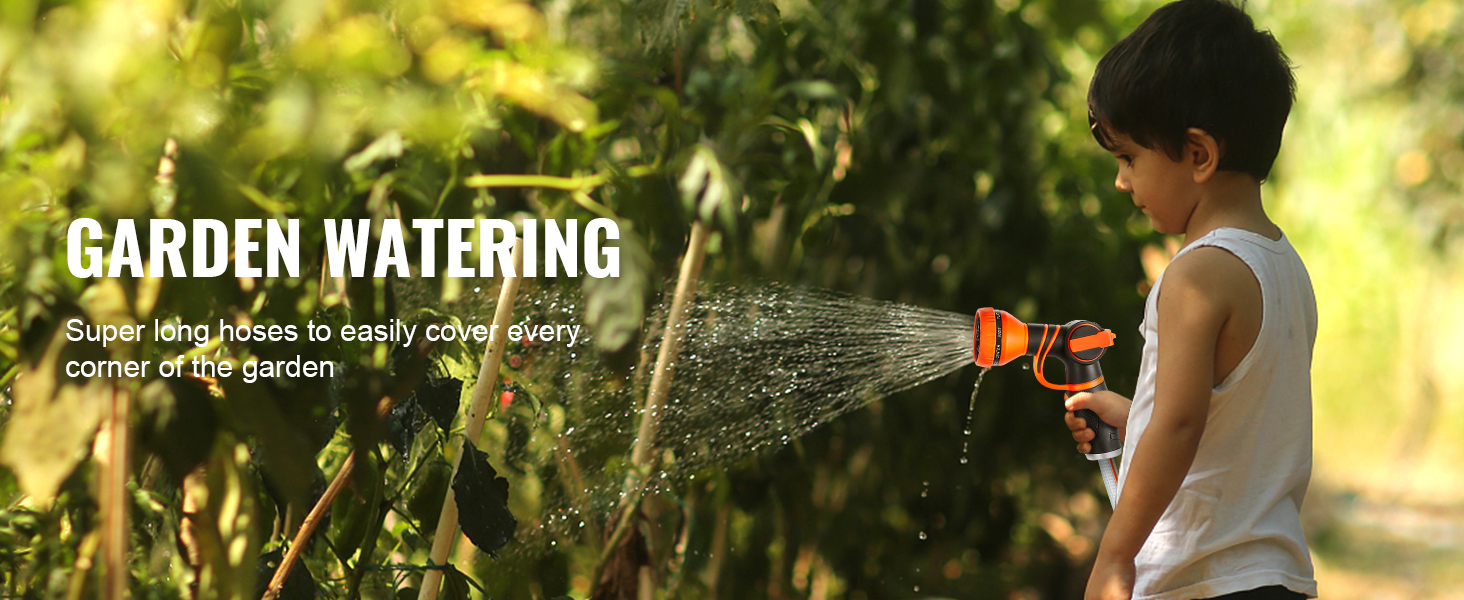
[[419, 237, 525, 600], [463, 173, 606, 191], [347, 456, 390, 600]]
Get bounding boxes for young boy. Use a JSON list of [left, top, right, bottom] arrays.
[[1063, 1, 1318, 599]]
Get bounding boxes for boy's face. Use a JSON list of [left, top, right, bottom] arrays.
[[1105, 132, 1198, 235]]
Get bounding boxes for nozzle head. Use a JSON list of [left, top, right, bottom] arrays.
[[973, 308, 1030, 367]]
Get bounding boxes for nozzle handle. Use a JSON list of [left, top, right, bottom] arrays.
[[1073, 408, 1122, 460], [1069, 376, 1121, 460], [1036, 320, 1121, 460]]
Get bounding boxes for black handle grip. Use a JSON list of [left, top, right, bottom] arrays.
[[1074, 406, 1121, 458], [1057, 337, 1122, 459]]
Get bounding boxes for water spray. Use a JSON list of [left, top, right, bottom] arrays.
[[972, 308, 1122, 507]]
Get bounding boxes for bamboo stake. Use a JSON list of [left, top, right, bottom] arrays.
[[419, 237, 525, 600], [97, 384, 130, 600], [631, 220, 709, 470], [590, 220, 710, 595], [262, 452, 356, 600]]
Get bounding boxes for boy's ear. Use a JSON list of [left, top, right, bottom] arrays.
[[1185, 128, 1220, 183]]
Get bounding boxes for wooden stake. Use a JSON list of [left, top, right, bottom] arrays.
[[419, 237, 525, 600], [261, 453, 356, 600], [591, 220, 710, 596], [631, 220, 710, 470], [97, 385, 130, 600]]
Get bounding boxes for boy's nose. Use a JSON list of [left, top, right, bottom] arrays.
[[1114, 172, 1132, 193]]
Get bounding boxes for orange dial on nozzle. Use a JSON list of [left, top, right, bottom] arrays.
[[973, 308, 1030, 367]]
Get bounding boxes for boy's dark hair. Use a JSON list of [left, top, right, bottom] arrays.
[[1088, 0, 1296, 181]]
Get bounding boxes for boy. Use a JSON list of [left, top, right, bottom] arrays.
[[1062, 1, 1318, 599]]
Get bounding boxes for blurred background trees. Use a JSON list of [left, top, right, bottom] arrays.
[[1, 0, 1461, 598]]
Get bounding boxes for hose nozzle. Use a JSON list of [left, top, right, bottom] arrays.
[[971, 307, 1116, 391], [972, 307, 1124, 496]]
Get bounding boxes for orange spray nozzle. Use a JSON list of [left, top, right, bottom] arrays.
[[971, 307, 1116, 391], [972, 307, 1030, 368]]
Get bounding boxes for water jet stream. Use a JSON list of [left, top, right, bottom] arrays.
[[400, 281, 991, 559]]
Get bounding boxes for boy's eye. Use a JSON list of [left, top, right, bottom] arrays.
[[1118, 154, 1134, 165]]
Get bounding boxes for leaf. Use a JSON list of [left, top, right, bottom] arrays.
[[415, 376, 463, 434], [407, 458, 453, 532], [186, 437, 260, 599], [779, 80, 842, 102], [434, 335, 480, 384], [451, 439, 516, 558], [344, 130, 405, 173], [634, 0, 694, 51], [384, 376, 459, 460], [329, 458, 381, 560], [725, 0, 781, 23], [407, 417, 443, 466], [219, 379, 320, 508], [678, 143, 738, 230], [483, 60, 599, 132], [185, 5, 245, 63], [0, 326, 106, 506], [440, 565, 472, 600], [384, 399, 429, 460], [137, 377, 218, 482], [582, 227, 650, 351]]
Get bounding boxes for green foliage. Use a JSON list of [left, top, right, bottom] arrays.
[[0, 0, 1159, 597]]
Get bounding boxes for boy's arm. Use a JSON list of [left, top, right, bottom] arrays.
[[1086, 248, 1239, 599]]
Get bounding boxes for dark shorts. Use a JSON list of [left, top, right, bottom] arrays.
[[1195, 585, 1307, 600]]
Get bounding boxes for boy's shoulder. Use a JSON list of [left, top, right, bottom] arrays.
[[1155, 240, 1265, 381], [1159, 243, 1256, 314]]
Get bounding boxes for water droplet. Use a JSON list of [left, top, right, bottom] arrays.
[[918, 531, 927, 540], [960, 369, 988, 466]]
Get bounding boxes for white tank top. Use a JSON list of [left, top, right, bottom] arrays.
[[1118, 227, 1319, 600]]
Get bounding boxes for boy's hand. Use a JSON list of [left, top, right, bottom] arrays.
[[1084, 553, 1135, 600], [1064, 390, 1132, 454]]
